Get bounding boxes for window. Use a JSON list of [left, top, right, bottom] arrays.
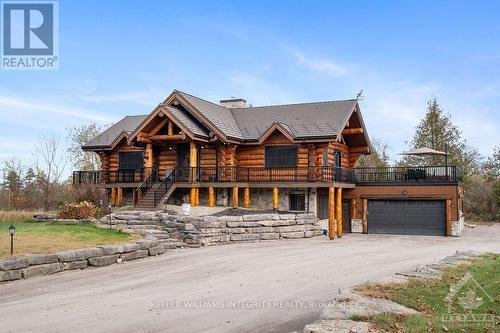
[[334, 151, 342, 168], [119, 152, 144, 171], [265, 146, 297, 168], [289, 193, 306, 211]]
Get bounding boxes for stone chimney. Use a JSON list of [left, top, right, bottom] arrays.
[[220, 97, 247, 108]]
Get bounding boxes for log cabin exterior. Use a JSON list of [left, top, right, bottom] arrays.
[[75, 90, 464, 237]]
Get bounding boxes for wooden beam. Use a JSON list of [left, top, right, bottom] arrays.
[[342, 128, 363, 135], [336, 187, 342, 237], [243, 187, 250, 208], [351, 199, 357, 219], [350, 146, 370, 154], [328, 187, 335, 239], [232, 187, 239, 208], [117, 188, 123, 207], [149, 134, 185, 141], [208, 187, 215, 207], [446, 199, 452, 236], [167, 120, 174, 136], [195, 188, 199, 207], [111, 188, 117, 207], [190, 188, 196, 207], [272, 187, 279, 210], [150, 119, 169, 136], [137, 133, 153, 143], [362, 199, 368, 234], [190, 142, 197, 182]]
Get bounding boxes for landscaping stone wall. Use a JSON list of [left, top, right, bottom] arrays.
[[107, 211, 323, 246], [0, 238, 177, 282]]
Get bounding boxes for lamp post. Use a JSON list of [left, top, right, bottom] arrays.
[[9, 224, 15, 255], [108, 203, 112, 229]]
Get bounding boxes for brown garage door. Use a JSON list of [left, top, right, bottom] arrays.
[[368, 200, 446, 236], [317, 193, 351, 232]]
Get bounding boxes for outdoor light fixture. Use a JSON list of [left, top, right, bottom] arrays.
[[9, 223, 15, 255]]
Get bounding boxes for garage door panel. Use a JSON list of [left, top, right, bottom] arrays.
[[368, 200, 446, 236]]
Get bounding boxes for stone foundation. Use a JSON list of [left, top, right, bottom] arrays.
[[451, 217, 464, 237], [351, 219, 363, 233]]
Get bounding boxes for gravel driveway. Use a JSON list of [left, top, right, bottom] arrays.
[[1, 224, 499, 333]]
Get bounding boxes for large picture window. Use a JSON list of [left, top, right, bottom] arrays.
[[119, 152, 144, 171], [289, 193, 306, 211], [265, 145, 298, 168]]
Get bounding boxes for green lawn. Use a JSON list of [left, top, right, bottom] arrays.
[[355, 254, 499, 333], [0, 220, 139, 259]]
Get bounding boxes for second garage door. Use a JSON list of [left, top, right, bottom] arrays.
[[368, 200, 446, 236]]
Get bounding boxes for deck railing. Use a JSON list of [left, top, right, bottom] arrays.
[[72, 165, 462, 185]]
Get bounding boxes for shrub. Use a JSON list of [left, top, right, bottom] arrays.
[[71, 184, 108, 210], [58, 201, 98, 219]]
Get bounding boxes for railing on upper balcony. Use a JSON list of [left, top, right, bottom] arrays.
[[72, 165, 462, 185], [354, 165, 463, 183], [174, 166, 355, 183]]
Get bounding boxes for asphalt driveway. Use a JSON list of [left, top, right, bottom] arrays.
[[1, 224, 499, 333]]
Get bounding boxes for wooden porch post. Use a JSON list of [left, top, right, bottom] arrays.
[[195, 188, 199, 207], [208, 187, 215, 207], [111, 188, 117, 207], [362, 199, 368, 234], [351, 199, 357, 219], [446, 199, 452, 236], [272, 187, 279, 211], [190, 188, 196, 207], [117, 188, 123, 207], [232, 187, 239, 208], [336, 187, 342, 237], [328, 187, 335, 240], [189, 142, 197, 182], [145, 143, 153, 177], [243, 187, 250, 208]]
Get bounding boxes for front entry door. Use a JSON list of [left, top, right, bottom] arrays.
[[177, 143, 190, 181]]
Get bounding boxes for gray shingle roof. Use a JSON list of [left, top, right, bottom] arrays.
[[175, 90, 244, 140], [164, 106, 209, 138], [82, 115, 147, 149], [231, 99, 357, 140]]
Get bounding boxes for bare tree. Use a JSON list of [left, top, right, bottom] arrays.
[[66, 123, 103, 170], [36, 135, 67, 210]]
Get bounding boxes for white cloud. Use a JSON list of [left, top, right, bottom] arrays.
[[285, 46, 349, 77], [80, 90, 161, 106]]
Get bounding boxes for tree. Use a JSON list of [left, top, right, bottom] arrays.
[[483, 146, 500, 180], [355, 138, 390, 168], [399, 98, 480, 175], [66, 123, 103, 170], [2, 159, 25, 209], [36, 135, 67, 210]]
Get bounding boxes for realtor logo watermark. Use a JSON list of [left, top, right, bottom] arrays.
[[442, 272, 496, 329], [1, 0, 58, 69]]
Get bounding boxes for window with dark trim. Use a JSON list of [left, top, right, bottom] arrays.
[[265, 145, 298, 168], [289, 193, 306, 211], [334, 151, 342, 168], [119, 152, 144, 171]]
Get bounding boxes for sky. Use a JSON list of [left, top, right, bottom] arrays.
[[0, 0, 499, 174]]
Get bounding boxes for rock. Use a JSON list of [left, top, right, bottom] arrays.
[[183, 223, 196, 231], [276, 225, 305, 233], [296, 213, 316, 219], [304, 231, 314, 238], [97, 243, 140, 255], [135, 238, 160, 250], [56, 248, 104, 262], [21, 262, 64, 279], [243, 214, 279, 221], [227, 221, 261, 228], [259, 219, 295, 227], [296, 218, 317, 225], [162, 221, 182, 228], [396, 265, 442, 279], [303, 319, 372, 333], [137, 249, 149, 258], [52, 219, 79, 224], [218, 215, 243, 222], [199, 229, 223, 236], [27, 253, 59, 266], [120, 250, 142, 261], [162, 241, 184, 249], [250, 226, 275, 233], [204, 221, 227, 228], [0, 257, 29, 270], [202, 216, 220, 223], [259, 233, 279, 240], [33, 213, 57, 220], [112, 214, 139, 220], [279, 213, 296, 220], [225, 227, 246, 234], [0, 269, 22, 281], [139, 212, 160, 221], [63, 260, 88, 270], [280, 231, 304, 238], [149, 245, 166, 256], [88, 254, 119, 267], [126, 220, 156, 225], [321, 291, 418, 320], [230, 233, 259, 242]]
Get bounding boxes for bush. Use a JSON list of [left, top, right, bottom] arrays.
[[58, 201, 98, 219], [71, 184, 108, 210]]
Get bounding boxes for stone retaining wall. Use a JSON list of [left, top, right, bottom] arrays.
[[107, 211, 323, 246], [0, 237, 181, 282]]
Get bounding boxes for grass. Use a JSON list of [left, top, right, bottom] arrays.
[[354, 254, 499, 333], [0, 210, 43, 222], [0, 220, 139, 259]]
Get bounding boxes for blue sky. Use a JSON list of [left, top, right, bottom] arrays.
[[1, 0, 499, 172]]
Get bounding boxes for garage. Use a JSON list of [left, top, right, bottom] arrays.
[[368, 200, 446, 236]]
